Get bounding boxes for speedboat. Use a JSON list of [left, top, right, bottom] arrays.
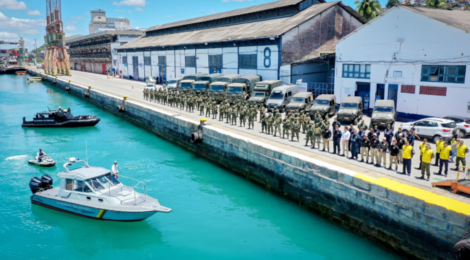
[[22, 108, 100, 127], [28, 155, 56, 167], [30, 158, 171, 221]]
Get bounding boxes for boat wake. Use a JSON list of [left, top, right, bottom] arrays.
[[5, 155, 28, 160]]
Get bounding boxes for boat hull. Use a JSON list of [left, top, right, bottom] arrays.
[[22, 119, 100, 128], [31, 195, 157, 222], [27, 160, 56, 167]]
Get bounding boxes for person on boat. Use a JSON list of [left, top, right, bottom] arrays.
[[37, 149, 45, 162], [112, 161, 119, 179]]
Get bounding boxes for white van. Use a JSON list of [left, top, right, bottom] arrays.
[[266, 84, 299, 112]]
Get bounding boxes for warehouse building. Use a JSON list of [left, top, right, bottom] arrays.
[[335, 5, 470, 118], [116, 0, 366, 93], [65, 30, 144, 75]]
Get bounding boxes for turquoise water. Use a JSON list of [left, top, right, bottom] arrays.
[[0, 75, 400, 259]]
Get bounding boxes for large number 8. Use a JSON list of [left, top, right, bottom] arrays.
[[264, 47, 271, 68]]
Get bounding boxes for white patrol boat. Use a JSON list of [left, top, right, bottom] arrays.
[[30, 158, 171, 221]]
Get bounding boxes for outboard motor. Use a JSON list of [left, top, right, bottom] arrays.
[[40, 174, 53, 190], [29, 177, 42, 194]]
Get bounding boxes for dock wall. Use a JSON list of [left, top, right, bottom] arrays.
[[30, 71, 470, 260]]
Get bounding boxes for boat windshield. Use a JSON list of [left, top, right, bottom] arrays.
[[96, 174, 114, 188], [106, 173, 121, 185], [87, 178, 106, 191]]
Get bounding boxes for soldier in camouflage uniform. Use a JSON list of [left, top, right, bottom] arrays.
[[282, 118, 290, 139], [239, 107, 246, 127], [219, 103, 225, 121], [199, 100, 205, 115], [305, 121, 314, 147], [205, 101, 211, 117], [259, 106, 265, 122], [265, 113, 273, 134], [299, 111, 305, 133], [313, 121, 322, 148], [261, 114, 267, 133], [273, 113, 282, 137], [231, 106, 238, 125], [248, 108, 255, 129], [143, 88, 147, 100], [291, 118, 300, 142], [226, 105, 232, 123], [314, 111, 322, 124], [358, 120, 368, 131]]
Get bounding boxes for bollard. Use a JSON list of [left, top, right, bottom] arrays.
[[66, 80, 71, 92], [84, 86, 91, 98], [118, 96, 128, 112]]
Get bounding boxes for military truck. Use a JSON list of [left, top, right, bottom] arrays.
[[309, 94, 336, 119], [208, 81, 228, 102], [247, 80, 282, 107], [178, 79, 195, 93], [192, 81, 210, 95], [371, 100, 396, 129], [214, 74, 241, 84], [182, 73, 208, 81], [337, 96, 364, 125], [285, 92, 314, 114], [224, 75, 261, 103], [196, 73, 223, 84]]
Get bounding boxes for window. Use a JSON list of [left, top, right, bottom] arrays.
[[414, 121, 427, 127], [144, 56, 151, 66], [421, 65, 466, 84], [66, 179, 73, 191], [342, 64, 371, 79], [209, 54, 222, 68], [442, 122, 456, 128], [239, 54, 257, 69], [393, 71, 402, 77], [185, 56, 196, 67], [158, 56, 167, 66], [427, 121, 438, 127], [122, 56, 127, 64]]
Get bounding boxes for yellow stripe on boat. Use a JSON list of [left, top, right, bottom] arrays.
[[96, 209, 106, 219]]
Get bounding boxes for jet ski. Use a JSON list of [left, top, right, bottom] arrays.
[[28, 155, 56, 167]]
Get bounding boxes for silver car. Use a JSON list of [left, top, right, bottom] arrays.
[[401, 118, 460, 143], [444, 116, 470, 138]]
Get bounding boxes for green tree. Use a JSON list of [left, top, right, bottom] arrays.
[[424, 0, 449, 9], [386, 0, 399, 8], [354, 0, 382, 20]]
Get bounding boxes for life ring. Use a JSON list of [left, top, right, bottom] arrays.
[[453, 238, 470, 260]]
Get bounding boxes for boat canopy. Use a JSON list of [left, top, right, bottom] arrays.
[[59, 166, 111, 181]]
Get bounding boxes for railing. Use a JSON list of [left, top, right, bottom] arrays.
[[116, 175, 147, 206], [307, 82, 334, 98]]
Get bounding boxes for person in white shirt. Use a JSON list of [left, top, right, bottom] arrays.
[[341, 126, 350, 157], [112, 161, 119, 179]]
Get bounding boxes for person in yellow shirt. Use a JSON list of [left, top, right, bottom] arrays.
[[420, 144, 434, 181], [418, 139, 428, 170], [453, 140, 469, 171], [402, 141, 413, 175], [438, 142, 451, 176], [435, 137, 444, 166]]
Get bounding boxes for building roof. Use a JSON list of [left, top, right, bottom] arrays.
[[119, 1, 365, 50], [65, 30, 144, 44], [401, 5, 470, 33], [147, 0, 307, 33]]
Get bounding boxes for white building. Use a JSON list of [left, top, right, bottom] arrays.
[[335, 5, 470, 118], [89, 9, 131, 34]]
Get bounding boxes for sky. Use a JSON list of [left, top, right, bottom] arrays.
[[0, 0, 388, 51]]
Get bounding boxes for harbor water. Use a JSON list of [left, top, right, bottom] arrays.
[[0, 74, 400, 259]]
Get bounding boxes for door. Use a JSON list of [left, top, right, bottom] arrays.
[[209, 67, 221, 74], [81, 64, 85, 71], [159, 65, 166, 84], [388, 84, 398, 109], [376, 84, 385, 100], [414, 120, 429, 137], [132, 56, 139, 80], [355, 82, 370, 109], [102, 64, 106, 75]]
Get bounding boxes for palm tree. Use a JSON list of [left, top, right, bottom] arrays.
[[386, 0, 399, 9], [424, 0, 449, 9], [354, 0, 382, 20]]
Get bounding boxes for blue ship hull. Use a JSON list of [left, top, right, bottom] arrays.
[[31, 195, 157, 222]]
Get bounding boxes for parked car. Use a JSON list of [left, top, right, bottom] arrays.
[[337, 96, 363, 125], [401, 118, 460, 143], [371, 100, 396, 130], [164, 78, 181, 91], [285, 92, 313, 114], [443, 116, 470, 138], [309, 94, 336, 119]]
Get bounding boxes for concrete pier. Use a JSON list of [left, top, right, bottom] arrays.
[[28, 69, 470, 260]]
